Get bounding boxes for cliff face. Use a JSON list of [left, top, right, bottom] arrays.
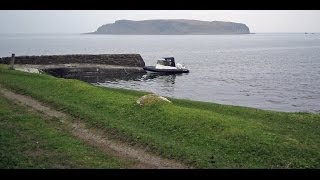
[[92, 19, 250, 35]]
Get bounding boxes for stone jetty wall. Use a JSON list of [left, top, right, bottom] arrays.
[[0, 54, 147, 83], [0, 54, 145, 67]]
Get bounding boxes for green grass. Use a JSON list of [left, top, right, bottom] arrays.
[[0, 92, 128, 168], [0, 64, 319, 168]]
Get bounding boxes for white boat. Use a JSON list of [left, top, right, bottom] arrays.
[[143, 57, 189, 74]]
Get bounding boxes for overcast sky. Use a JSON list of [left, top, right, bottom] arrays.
[[0, 10, 320, 33]]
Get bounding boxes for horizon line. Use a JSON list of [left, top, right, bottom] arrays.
[[0, 32, 319, 34]]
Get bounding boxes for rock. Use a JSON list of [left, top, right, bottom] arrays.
[[136, 94, 172, 106]]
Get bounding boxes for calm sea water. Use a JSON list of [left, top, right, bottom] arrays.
[[1, 33, 319, 112]]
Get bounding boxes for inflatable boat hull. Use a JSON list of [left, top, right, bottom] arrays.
[[143, 66, 189, 74]]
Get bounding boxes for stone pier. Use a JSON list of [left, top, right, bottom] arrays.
[[0, 54, 147, 82]]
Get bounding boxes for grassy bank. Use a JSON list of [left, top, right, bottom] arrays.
[[0, 65, 319, 168], [0, 93, 128, 168]]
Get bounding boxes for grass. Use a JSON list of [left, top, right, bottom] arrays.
[[0, 92, 128, 168], [0, 64, 319, 168]]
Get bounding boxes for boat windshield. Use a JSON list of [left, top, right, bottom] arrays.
[[157, 59, 176, 67], [157, 60, 171, 66]]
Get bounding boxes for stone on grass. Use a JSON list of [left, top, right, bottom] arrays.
[[136, 94, 171, 106]]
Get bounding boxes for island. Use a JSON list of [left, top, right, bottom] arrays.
[[89, 19, 250, 35]]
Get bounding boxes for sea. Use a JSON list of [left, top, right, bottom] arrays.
[[1, 33, 319, 112]]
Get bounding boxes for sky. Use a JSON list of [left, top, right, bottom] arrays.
[[0, 10, 320, 33]]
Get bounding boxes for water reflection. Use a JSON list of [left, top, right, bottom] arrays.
[[43, 68, 147, 83], [95, 72, 186, 95], [140, 73, 179, 84], [92, 72, 146, 83]]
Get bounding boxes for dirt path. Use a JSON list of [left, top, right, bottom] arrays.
[[0, 86, 189, 169]]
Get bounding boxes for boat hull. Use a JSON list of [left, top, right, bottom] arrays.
[[143, 66, 189, 74]]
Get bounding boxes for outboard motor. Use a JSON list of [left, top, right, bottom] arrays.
[[176, 63, 186, 69]]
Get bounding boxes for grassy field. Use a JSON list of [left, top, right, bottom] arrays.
[[0, 93, 129, 168], [0, 64, 319, 168]]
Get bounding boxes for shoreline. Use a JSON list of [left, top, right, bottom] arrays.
[[10, 64, 319, 114]]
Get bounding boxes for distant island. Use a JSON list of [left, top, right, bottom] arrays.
[[89, 19, 250, 35]]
